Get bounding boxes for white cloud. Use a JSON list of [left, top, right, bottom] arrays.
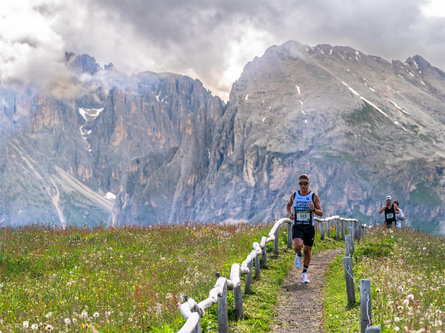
[[0, 0, 68, 87], [421, 0, 445, 17], [218, 25, 276, 100], [0, 0, 444, 101]]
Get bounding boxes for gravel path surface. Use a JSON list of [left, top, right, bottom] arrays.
[[271, 249, 343, 333]]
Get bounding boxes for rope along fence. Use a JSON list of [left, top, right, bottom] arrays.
[[177, 216, 369, 333]]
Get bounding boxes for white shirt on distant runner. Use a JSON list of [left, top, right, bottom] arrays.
[[396, 208, 404, 228]]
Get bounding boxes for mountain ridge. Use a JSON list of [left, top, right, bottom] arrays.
[[0, 40, 444, 234]]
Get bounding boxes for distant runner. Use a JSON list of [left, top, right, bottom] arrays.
[[394, 200, 405, 228], [378, 195, 400, 228], [286, 174, 323, 283]]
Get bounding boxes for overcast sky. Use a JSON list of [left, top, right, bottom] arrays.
[[1, 0, 444, 101]]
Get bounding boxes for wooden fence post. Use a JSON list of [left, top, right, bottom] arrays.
[[217, 280, 229, 333], [336, 219, 340, 240], [348, 227, 355, 254], [341, 220, 346, 240], [360, 279, 372, 333], [254, 254, 260, 279], [345, 235, 351, 256], [194, 312, 202, 333], [233, 283, 243, 320], [351, 232, 355, 254], [343, 256, 356, 304], [261, 247, 267, 267], [287, 222, 292, 249], [355, 222, 361, 244], [274, 226, 280, 254], [245, 260, 253, 294], [365, 327, 380, 333], [327, 220, 331, 238], [320, 222, 325, 240], [230, 264, 243, 320]]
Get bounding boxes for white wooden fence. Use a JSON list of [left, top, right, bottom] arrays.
[[177, 216, 369, 333]]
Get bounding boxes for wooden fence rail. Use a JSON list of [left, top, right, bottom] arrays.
[[177, 216, 371, 333]]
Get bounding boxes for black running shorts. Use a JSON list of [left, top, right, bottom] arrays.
[[292, 224, 315, 247]]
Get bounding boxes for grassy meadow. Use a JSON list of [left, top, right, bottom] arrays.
[[0, 222, 278, 332], [324, 226, 445, 332], [1, 221, 443, 332]]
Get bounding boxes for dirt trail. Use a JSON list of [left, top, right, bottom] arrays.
[[271, 249, 343, 333]]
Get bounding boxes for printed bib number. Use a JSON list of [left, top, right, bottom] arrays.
[[386, 213, 394, 219], [296, 212, 311, 221]]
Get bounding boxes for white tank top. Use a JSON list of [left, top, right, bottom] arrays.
[[292, 191, 314, 226]]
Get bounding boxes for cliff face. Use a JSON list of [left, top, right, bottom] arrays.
[[0, 55, 224, 227], [1, 43, 444, 234]]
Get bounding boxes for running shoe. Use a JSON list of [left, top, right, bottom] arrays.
[[301, 272, 310, 284], [294, 253, 301, 268]]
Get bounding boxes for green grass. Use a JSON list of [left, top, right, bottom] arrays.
[[0, 223, 274, 332], [0, 222, 345, 332], [5, 222, 441, 332], [324, 226, 445, 332]]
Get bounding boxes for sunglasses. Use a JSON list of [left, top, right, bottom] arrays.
[[299, 181, 308, 186]]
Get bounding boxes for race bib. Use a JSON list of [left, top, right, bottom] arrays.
[[296, 212, 311, 221], [386, 213, 394, 219]]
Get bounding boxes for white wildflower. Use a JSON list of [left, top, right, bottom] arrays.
[[23, 321, 29, 328], [45, 324, 53, 331], [64, 318, 71, 325], [93, 312, 99, 318], [31, 324, 38, 330], [394, 317, 400, 322]]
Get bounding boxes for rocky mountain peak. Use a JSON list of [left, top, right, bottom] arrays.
[[0, 41, 444, 234], [68, 53, 101, 75]]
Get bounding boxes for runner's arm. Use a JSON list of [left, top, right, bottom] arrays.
[[312, 194, 323, 217], [286, 193, 295, 219]]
